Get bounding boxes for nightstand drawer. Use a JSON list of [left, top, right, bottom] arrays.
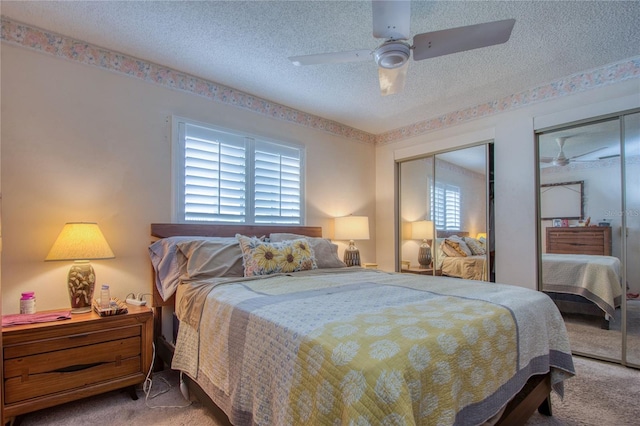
[[5, 353, 141, 404], [4, 326, 139, 359]]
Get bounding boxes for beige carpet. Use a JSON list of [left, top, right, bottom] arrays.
[[562, 299, 640, 365], [15, 356, 640, 426]]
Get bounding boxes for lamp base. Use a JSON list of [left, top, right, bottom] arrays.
[[344, 245, 361, 267], [418, 244, 432, 269], [68, 261, 96, 314]]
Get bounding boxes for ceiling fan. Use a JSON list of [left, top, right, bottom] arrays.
[[540, 137, 609, 167], [288, 1, 516, 96]]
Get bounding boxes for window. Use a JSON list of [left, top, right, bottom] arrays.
[[431, 182, 461, 230], [172, 117, 304, 224]]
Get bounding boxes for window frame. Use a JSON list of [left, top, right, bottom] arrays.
[[171, 116, 306, 224]]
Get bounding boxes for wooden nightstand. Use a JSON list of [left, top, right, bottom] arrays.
[[2, 305, 153, 422]]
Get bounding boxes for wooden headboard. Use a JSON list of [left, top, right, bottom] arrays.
[[435, 230, 470, 238], [151, 223, 323, 239], [546, 226, 612, 256]]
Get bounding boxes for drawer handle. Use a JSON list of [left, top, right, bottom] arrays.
[[69, 334, 89, 339], [54, 362, 103, 373]]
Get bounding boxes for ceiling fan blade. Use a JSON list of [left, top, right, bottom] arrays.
[[413, 19, 515, 61], [372, 0, 411, 40], [379, 62, 408, 96], [599, 154, 621, 160], [569, 147, 608, 160], [539, 157, 555, 163], [289, 49, 372, 66]]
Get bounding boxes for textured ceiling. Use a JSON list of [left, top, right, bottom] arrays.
[[2, 1, 639, 135]]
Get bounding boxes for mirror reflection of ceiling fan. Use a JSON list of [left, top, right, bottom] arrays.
[[539, 137, 614, 167], [288, 1, 515, 96]]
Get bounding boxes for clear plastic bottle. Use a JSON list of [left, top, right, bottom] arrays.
[[100, 285, 111, 309], [20, 292, 36, 314]]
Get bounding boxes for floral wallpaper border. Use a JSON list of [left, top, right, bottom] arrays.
[[2, 17, 638, 146]]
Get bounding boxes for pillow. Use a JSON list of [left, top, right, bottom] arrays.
[[464, 237, 486, 255], [176, 238, 244, 280], [236, 234, 317, 276], [269, 233, 346, 268], [149, 236, 205, 301], [441, 239, 467, 257], [149, 236, 245, 300], [446, 235, 472, 256], [478, 236, 487, 248]]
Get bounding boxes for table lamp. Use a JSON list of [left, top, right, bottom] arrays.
[[45, 222, 115, 313], [476, 232, 487, 241], [334, 215, 370, 266], [412, 220, 433, 269]]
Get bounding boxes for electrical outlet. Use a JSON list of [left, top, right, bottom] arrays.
[[126, 298, 146, 306]]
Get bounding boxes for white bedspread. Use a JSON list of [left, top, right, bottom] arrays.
[[541, 253, 622, 318]]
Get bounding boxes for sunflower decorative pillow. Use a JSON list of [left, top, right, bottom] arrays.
[[236, 234, 317, 276]]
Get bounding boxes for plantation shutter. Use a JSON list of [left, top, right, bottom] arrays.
[[444, 185, 461, 230], [431, 182, 461, 231], [183, 123, 247, 222], [254, 140, 302, 224], [177, 118, 304, 224]]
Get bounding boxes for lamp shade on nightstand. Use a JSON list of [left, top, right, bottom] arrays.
[[45, 222, 115, 313], [334, 215, 370, 266], [412, 220, 433, 269]]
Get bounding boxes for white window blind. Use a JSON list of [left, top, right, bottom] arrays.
[[174, 118, 304, 224], [432, 182, 461, 230]]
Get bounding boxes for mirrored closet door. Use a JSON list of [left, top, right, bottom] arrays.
[[396, 143, 494, 282], [536, 110, 639, 367]]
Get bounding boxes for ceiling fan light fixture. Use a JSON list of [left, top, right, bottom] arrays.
[[374, 41, 410, 69]]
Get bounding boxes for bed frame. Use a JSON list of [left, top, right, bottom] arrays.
[[149, 223, 552, 425], [544, 226, 615, 329]]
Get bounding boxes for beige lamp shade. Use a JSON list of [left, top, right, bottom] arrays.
[[45, 222, 115, 261], [476, 232, 487, 240], [334, 215, 370, 241], [411, 220, 434, 240]]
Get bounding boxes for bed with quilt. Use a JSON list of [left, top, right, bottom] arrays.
[[541, 253, 622, 329], [436, 233, 488, 281], [149, 224, 574, 426]]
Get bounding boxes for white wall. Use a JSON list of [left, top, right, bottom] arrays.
[[376, 79, 640, 289], [1, 44, 376, 313]]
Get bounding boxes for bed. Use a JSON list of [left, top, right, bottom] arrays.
[[542, 226, 622, 329], [436, 232, 488, 281], [150, 223, 574, 426], [541, 253, 622, 329]]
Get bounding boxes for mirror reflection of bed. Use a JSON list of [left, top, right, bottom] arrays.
[[537, 113, 640, 367], [435, 230, 489, 281], [542, 226, 621, 330], [398, 143, 493, 282]]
